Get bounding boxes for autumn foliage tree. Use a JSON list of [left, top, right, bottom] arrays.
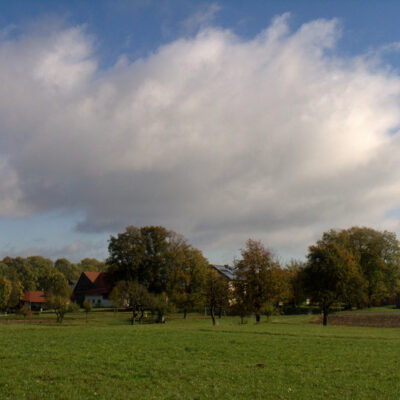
[[167, 242, 209, 318], [106, 226, 210, 318], [312, 227, 400, 308], [233, 239, 281, 322], [109, 280, 153, 325], [204, 269, 230, 326], [46, 287, 77, 324], [106, 226, 179, 293], [303, 240, 365, 326], [284, 260, 307, 308]]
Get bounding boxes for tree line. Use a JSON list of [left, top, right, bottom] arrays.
[[0, 256, 105, 311], [105, 225, 400, 326], [1, 225, 400, 326]]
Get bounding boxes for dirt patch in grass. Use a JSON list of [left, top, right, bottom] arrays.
[[313, 313, 400, 328]]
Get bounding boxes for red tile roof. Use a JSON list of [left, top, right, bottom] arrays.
[[22, 290, 46, 303], [83, 272, 110, 295], [83, 271, 101, 283]]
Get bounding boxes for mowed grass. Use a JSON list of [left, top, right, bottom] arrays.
[[1, 311, 400, 399]]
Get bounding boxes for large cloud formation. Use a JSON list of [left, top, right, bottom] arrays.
[[1, 15, 400, 258]]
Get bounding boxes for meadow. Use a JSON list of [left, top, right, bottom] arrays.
[[1, 311, 400, 399]]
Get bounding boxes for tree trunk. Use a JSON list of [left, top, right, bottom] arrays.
[[218, 306, 222, 319], [139, 309, 144, 324], [322, 310, 328, 326], [210, 306, 216, 326], [255, 313, 260, 323], [131, 310, 136, 325], [183, 309, 187, 319]]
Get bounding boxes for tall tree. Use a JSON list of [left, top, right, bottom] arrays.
[[231, 274, 251, 324], [106, 226, 172, 292], [285, 260, 307, 308], [346, 227, 400, 306], [106, 226, 209, 301], [316, 227, 400, 307], [168, 243, 209, 318], [303, 240, 365, 325], [233, 239, 281, 322], [204, 269, 230, 326]]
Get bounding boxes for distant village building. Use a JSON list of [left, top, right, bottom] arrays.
[[211, 264, 235, 281], [72, 272, 112, 308], [21, 291, 46, 311]]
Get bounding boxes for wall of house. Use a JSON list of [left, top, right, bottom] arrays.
[[84, 295, 112, 308]]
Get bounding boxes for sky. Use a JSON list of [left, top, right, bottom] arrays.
[[1, 0, 400, 264]]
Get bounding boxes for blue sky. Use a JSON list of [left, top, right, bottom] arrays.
[[1, 1, 400, 263]]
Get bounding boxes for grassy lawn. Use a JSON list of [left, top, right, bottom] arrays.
[[1, 311, 400, 399]]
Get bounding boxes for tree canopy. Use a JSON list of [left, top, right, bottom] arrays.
[[233, 239, 282, 322], [313, 227, 400, 308], [106, 226, 210, 304], [303, 239, 364, 325]]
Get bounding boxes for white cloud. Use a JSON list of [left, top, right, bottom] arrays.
[[1, 15, 400, 260], [181, 3, 221, 35]]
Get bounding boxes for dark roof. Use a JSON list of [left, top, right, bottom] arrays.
[[81, 272, 110, 295], [22, 291, 46, 303], [212, 264, 235, 280]]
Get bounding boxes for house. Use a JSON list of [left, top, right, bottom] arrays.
[[21, 290, 46, 311], [211, 264, 235, 281], [72, 272, 112, 308]]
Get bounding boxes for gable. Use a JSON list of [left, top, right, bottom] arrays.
[[73, 272, 110, 297]]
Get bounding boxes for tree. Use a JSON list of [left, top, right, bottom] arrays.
[[78, 258, 106, 273], [151, 294, 171, 323], [106, 226, 173, 293], [233, 239, 281, 322], [18, 302, 32, 320], [0, 263, 23, 311], [285, 260, 307, 308], [168, 243, 209, 319], [46, 287, 76, 323], [26, 256, 53, 271], [2, 257, 37, 291], [7, 280, 24, 311], [315, 227, 400, 307], [204, 269, 230, 326], [38, 270, 69, 295], [82, 299, 92, 322], [230, 275, 251, 324], [346, 227, 400, 306], [55, 258, 80, 281], [303, 240, 365, 326], [106, 225, 209, 310], [109, 280, 152, 325], [0, 276, 11, 312]]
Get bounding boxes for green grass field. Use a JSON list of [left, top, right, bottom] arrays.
[[1, 311, 400, 399]]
